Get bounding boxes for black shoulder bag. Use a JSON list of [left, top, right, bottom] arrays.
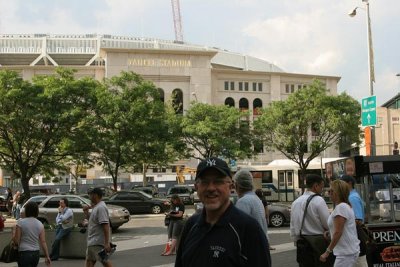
[[296, 194, 335, 267]]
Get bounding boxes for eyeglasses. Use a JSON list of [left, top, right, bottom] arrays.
[[196, 177, 232, 186]]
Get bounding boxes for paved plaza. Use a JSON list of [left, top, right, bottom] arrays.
[[2, 212, 296, 267]]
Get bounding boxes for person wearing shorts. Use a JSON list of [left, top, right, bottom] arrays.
[[84, 187, 113, 267]]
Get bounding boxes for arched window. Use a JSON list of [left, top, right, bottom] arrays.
[[157, 88, 165, 103], [172, 88, 183, 114], [239, 98, 249, 112], [253, 98, 262, 115], [225, 97, 235, 107]]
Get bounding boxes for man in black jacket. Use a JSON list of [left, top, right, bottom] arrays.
[[175, 157, 271, 267]]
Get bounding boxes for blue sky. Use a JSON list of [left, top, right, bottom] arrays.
[[1, 0, 399, 105]]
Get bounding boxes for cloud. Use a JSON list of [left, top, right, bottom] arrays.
[[242, 8, 346, 75]]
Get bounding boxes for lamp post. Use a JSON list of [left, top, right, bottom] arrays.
[[349, 0, 375, 97], [349, 0, 376, 155]]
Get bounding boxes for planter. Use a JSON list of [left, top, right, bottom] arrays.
[[41, 227, 87, 258], [0, 227, 87, 259]]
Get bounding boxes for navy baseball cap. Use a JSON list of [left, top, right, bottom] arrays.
[[196, 157, 232, 179]]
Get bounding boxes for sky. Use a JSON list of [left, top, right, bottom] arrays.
[[0, 0, 399, 105]]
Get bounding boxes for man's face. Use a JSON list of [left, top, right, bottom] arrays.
[[89, 193, 99, 205], [195, 168, 232, 213], [314, 181, 325, 194], [59, 200, 66, 208], [345, 159, 355, 176]]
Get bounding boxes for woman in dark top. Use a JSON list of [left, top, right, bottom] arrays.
[[162, 194, 185, 256], [255, 189, 275, 250], [6, 188, 13, 216]]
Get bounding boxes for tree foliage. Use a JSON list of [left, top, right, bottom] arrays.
[[0, 69, 98, 197], [254, 80, 361, 185], [93, 71, 183, 189], [181, 102, 254, 160]]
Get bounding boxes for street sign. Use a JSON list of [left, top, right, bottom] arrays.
[[361, 95, 377, 127]]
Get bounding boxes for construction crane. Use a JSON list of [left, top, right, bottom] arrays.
[[176, 166, 196, 184], [171, 0, 184, 42]]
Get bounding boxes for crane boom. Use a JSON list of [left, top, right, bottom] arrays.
[[171, 0, 184, 42]]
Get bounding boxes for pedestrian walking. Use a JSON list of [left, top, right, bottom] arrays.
[[234, 169, 273, 250], [12, 191, 20, 219], [341, 175, 368, 267], [290, 174, 331, 267], [12, 201, 51, 267], [161, 194, 185, 256], [175, 157, 271, 267], [50, 197, 74, 261], [6, 188, 13, 217], [83, 187, 113, 267], [320, 179, 360, 267], [255, 189, 269, 223]]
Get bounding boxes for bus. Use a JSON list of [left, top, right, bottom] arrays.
[[242, 158, 342, 202]]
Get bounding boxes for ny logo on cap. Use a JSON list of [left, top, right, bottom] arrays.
[[206, 159, 216, 167]]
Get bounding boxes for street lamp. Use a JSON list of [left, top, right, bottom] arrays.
[[349, 0, 376, 155], [349, 0, 375, 97]]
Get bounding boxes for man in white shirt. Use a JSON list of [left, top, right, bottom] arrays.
[[50, 198, 74, 261], [290, 174, 330, 267]]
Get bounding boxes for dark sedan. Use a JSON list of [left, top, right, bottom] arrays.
[[106, 191, 170, 214]]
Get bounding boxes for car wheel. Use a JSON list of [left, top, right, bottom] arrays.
[[111, 225, 120, 232], [269, 212, 285, 227], [151, 205, 162, 214]]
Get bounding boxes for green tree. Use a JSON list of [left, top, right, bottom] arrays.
[[93, 71, 183, 189], [253, 80, 361, 188], [181, 102, 254, 160], [0, 69, 98, 197]]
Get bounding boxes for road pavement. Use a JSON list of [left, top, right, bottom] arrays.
[[2, 209, 296, 267]]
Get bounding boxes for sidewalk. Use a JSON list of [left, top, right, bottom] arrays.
[[1, 236, 175, 267]]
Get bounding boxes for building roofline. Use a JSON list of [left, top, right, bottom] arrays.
[[381, 92, 400, 107]]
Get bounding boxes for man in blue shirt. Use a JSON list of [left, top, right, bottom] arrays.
[[340, 175, 367, 267], [50, 197, 74, 261]]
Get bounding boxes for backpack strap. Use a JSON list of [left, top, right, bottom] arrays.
[[299, 193, 320, 236]]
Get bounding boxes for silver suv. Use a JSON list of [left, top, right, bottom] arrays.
[[21, 194, 130, 231]]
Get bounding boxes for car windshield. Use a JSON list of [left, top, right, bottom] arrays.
[[168, 187, 189, 194], [25, 196, 47, 206], [139, 191, 153, 199]]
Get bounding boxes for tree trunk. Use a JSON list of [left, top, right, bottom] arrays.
[[300, 168, 307, 194], [21, 175, 30, 200], [112, 165, 119, 191], [142, 163, 148, 186]]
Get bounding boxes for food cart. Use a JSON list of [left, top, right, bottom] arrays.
[[326, 155, 400, 267]]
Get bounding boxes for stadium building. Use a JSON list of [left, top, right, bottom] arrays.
[[0, 34, 341, 189]]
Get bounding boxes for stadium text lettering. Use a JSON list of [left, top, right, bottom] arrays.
[[128, 58, 192, 67]]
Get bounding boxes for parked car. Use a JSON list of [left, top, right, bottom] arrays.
[[105, 191, 170, 214], [268, 203, 291, 227], [0, 187, 8, 211], [87, 186, 115, 198], [166, 185, 194, 205], [194, 192, 291, 227], [131, 185, 159, 197], [30, 188, 54, 196], [21, 194, 130, 231]]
